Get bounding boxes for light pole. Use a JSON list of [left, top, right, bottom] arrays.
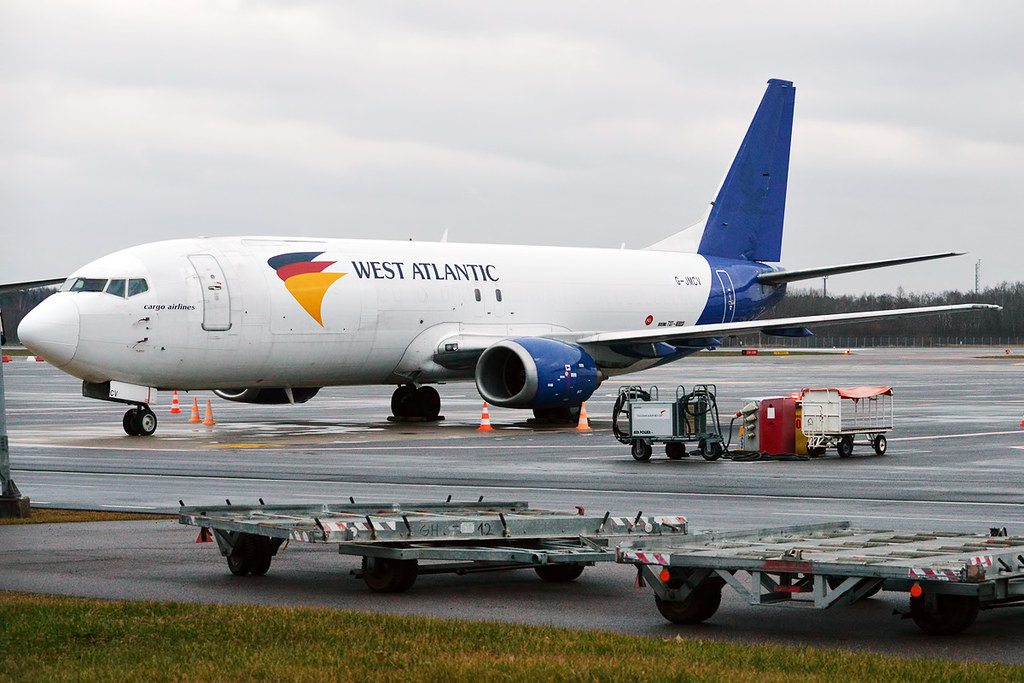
[[0, 309, 31, 518]]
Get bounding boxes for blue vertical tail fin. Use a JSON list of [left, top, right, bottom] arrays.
[[647, 79, 794, 262], [699, 78, 794, 262]]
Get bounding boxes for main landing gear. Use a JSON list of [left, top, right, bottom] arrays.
[[530, 405, 581, 425], [122, 405, 157, 436], [390, 384, 442, 421]]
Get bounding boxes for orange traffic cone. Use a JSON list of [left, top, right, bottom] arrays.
[[188, 397, 201, 423], [477, 402, 494, 431], [1019, 411, 1024, 428], [202, 399, 216, 426], [169, 391, 182, 414], [576, 402, 591, 431]]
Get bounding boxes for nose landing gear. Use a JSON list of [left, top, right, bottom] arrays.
[[123, 405, 157, 436]]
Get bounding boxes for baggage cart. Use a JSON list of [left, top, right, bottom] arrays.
[[612, 384, 726, 462], [800, 386, 893, 457], [618, 521, 1024, 635], [179, 499, 688, 593]]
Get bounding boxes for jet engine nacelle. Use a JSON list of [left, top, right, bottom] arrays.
[[475, 338, 599, 409], [213, 387, 321, 404]]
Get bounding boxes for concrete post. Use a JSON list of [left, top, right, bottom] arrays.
[[0, 317, 31, 518]]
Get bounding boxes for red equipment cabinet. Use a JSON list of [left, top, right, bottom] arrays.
[[758, 397, 797, 455]]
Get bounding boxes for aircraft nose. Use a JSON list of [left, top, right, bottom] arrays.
[[17, 295, 81, 368]]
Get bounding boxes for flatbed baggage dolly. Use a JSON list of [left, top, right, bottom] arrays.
[[618, 522, 1024, 635], [612, 384, 726, 462], [801, 386, 894, 457], [179, 499, 688, 593]]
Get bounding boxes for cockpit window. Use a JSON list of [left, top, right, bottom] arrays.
[[69, 278, 107, 292], [127, 278, 149, 297], [106, 279, 126, 298]]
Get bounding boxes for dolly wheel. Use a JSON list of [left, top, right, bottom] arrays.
[[910, 594, 979, 635], [362, 557, 418, 593], [665, 442, 687, 460], [655, 583, 723, 624], [631, 440, 653, 462], [872, 434, 888, 456], [226, 534, 274, 577], [837, 435, 855, 458], [701, 441, 724, 461], [534, 564, 585, 582]]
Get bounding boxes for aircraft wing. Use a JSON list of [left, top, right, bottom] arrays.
[[574, 303, 1001, 347]]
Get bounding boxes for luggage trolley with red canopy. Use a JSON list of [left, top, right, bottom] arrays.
[[800, 386, 893, 457]]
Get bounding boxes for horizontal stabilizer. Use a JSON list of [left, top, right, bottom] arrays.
[[757, 252, 964, 286]]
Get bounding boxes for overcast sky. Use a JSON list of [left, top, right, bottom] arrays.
[[2, 1, 1021, 295]]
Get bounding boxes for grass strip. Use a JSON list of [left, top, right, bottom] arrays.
[[0, 509, 173, 525], [1, 592, 1019, 682]]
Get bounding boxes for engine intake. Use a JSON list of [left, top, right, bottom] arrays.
[[213, 387, 320, 404], [475, 338, 599, 409]]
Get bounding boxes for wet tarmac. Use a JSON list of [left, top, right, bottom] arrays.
[[2, 348, 1023, 663]]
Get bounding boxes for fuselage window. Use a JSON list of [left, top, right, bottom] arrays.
[[474, 288, 481, 302], [106, 279, 126, 298], [495, 289, 502, 302], [69, 278, 107, 292], [127, 278, 149, 297]]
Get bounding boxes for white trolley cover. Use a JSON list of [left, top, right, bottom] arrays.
[[801, 386, 893, 436]]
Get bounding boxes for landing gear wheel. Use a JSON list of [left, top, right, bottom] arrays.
[[837, 435, 855, 458], [532, 406, 581, 424], [534, 564, 585, 582], [872, 434, 888, 456], [390, 385, 417, 418], [123, 407, 157, 436], [415, 386, 441, 420], [910, 594, 979, 635], [631, 440, 653, 462], [123, 409, 140, 436], [362, 557, 418, 593], [700, 440, 724, 461], [655, 582, 723, 624], [226, 534, 274, 577], [135, 408, 157, 436], [665, 442, 687, 460]]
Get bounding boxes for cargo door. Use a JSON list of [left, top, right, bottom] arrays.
[[189, 254, 231, 331], [715, 269, 737, 323]]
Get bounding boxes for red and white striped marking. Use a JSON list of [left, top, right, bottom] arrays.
[[653, 516, 687, 527], [909, 567, 961, 582], [320, 519, 399, 533], [620, 550, 670, 566]]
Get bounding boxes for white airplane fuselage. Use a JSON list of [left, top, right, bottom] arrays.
[[28, 236, 772, 390]]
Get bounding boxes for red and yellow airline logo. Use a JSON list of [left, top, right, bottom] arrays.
[[267, 252, 346, 326]]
